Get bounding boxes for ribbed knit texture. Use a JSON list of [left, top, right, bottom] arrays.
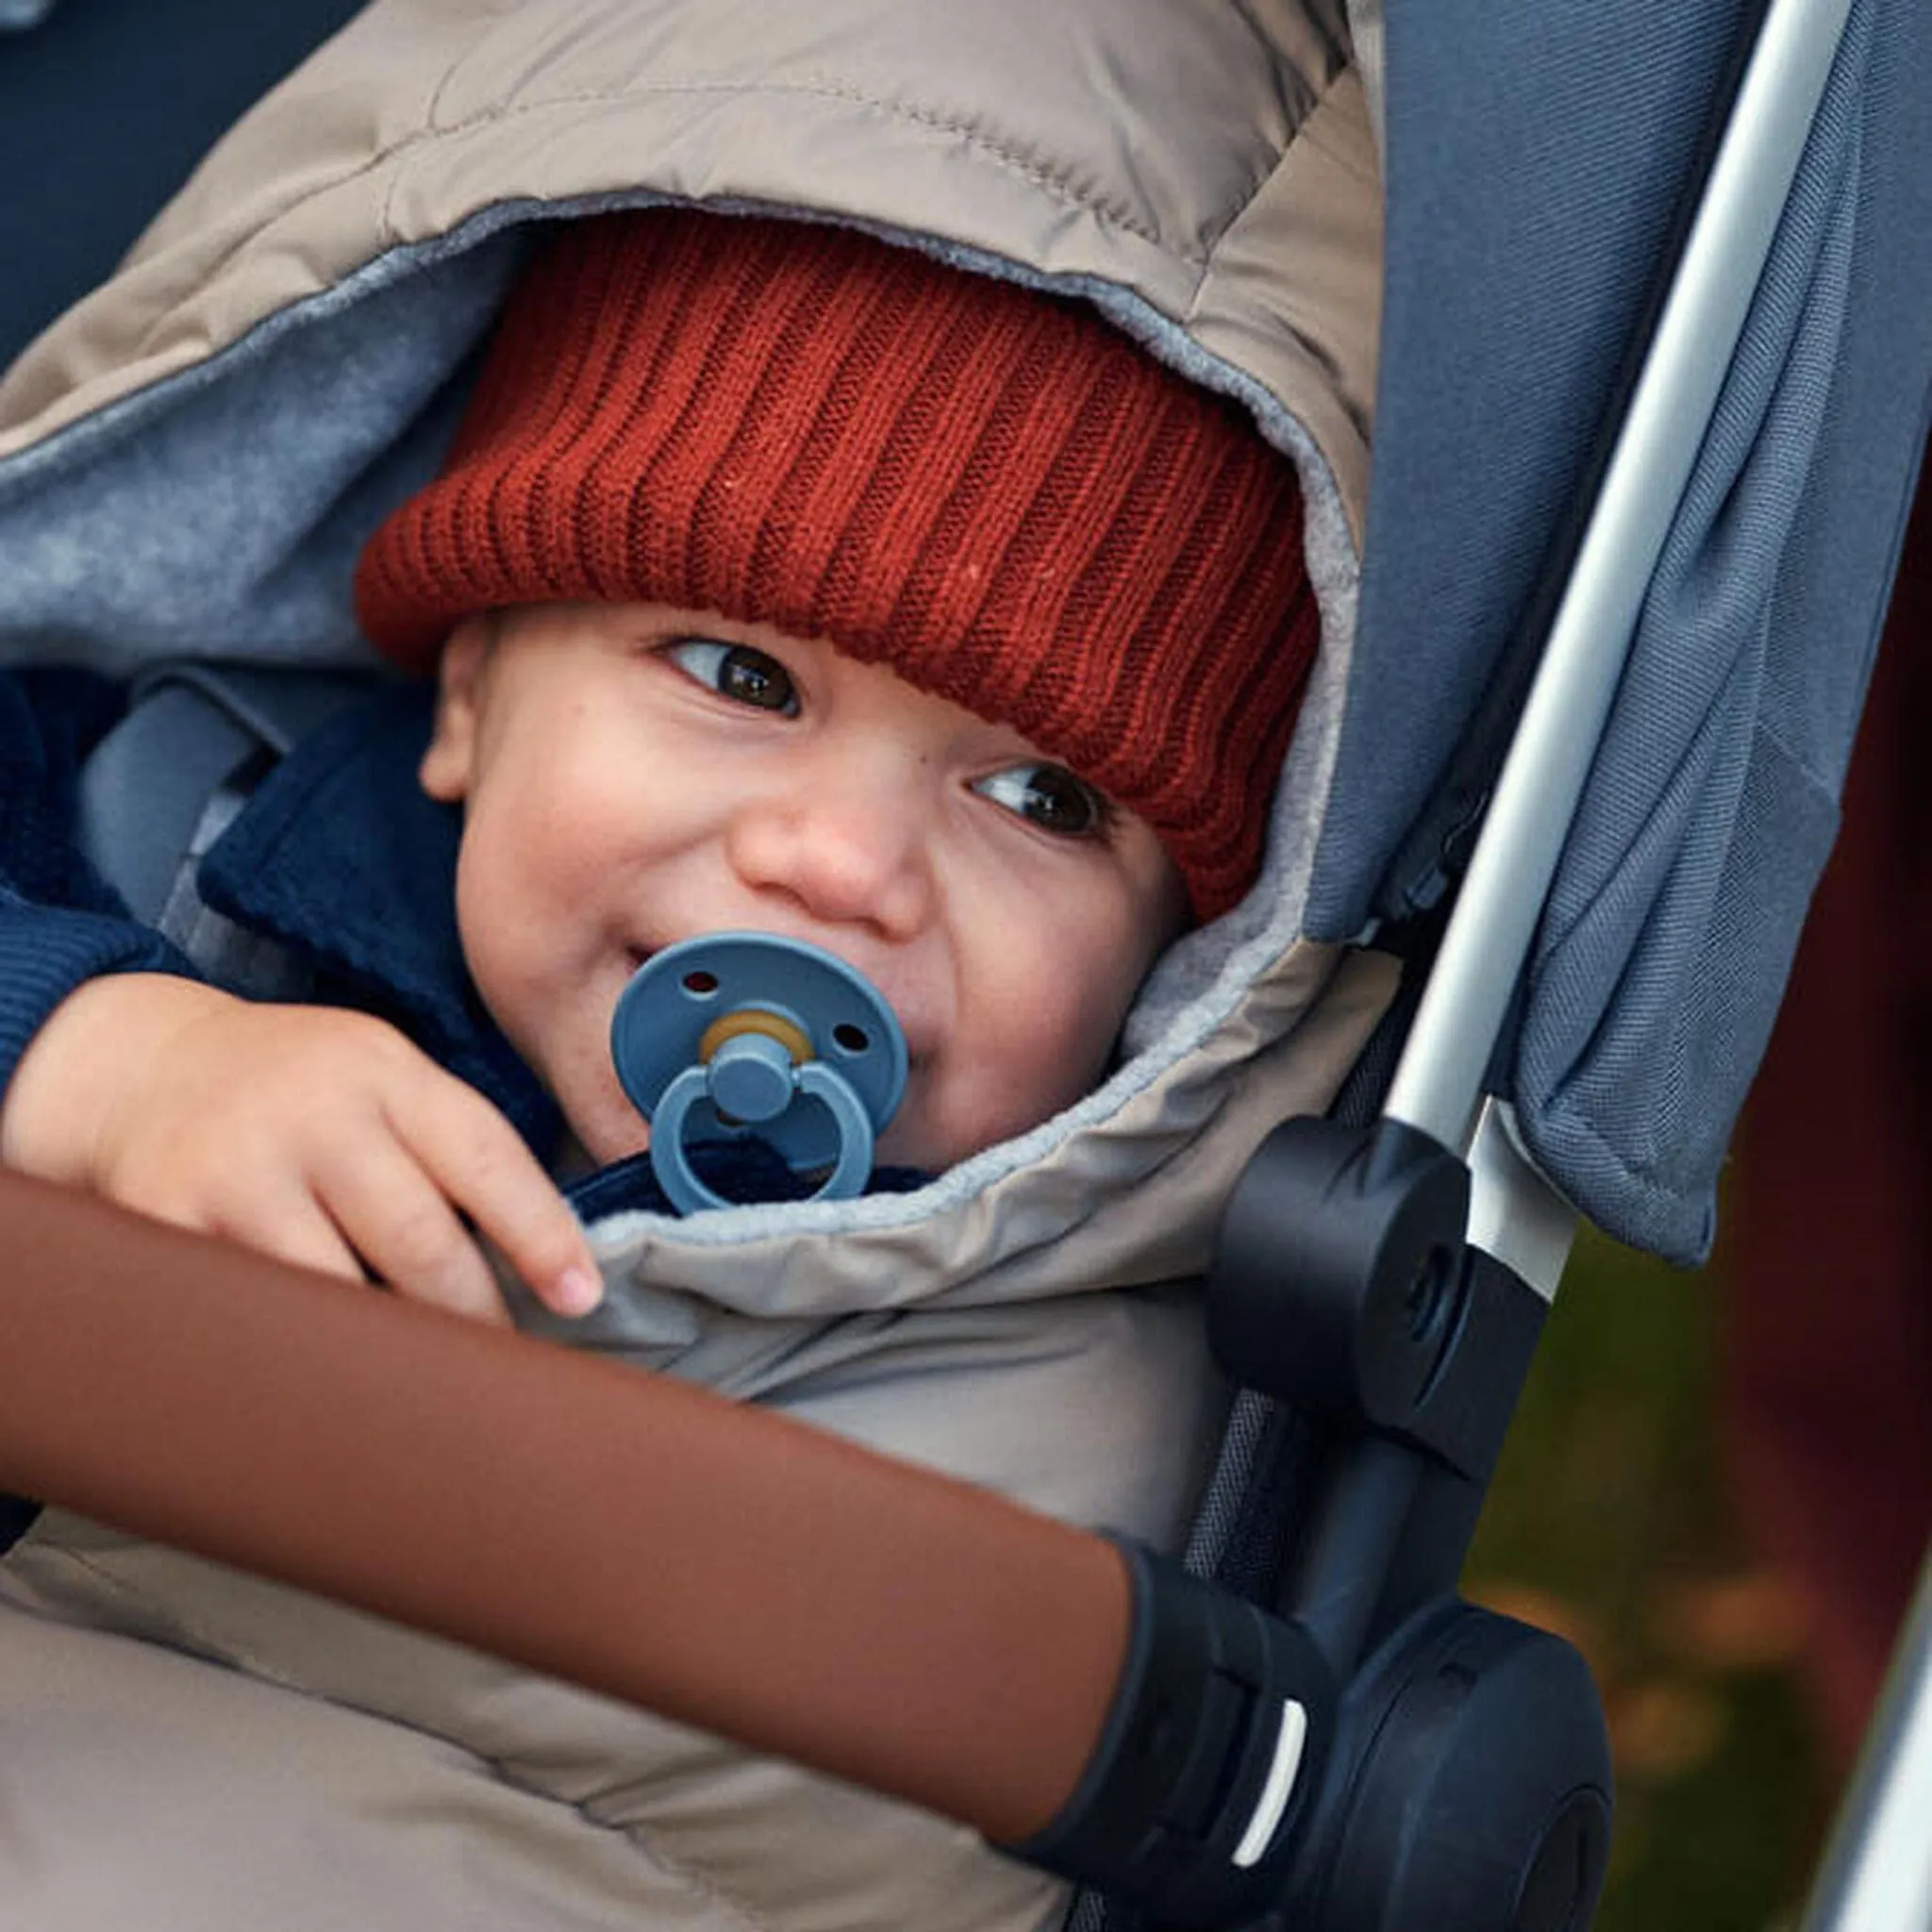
[[0, 894, 192, 1094], [356, 210, 1318, 917]]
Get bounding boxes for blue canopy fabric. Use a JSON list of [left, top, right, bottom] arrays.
[[1320, 0, 1932, 1261]]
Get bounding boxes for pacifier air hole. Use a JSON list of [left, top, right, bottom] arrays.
[[681, 970, 720, 996], [832, 1023, 870, 1053]]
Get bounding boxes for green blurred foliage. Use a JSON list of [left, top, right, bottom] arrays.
[[1466, 1226, 1825, 1932]]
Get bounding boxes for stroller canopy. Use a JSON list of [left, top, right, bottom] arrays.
[[1332, 0, 1930, 1258]]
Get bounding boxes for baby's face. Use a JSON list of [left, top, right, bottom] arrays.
[[422, 603, 1187, 1174]]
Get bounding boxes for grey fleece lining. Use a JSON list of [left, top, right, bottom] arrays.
[[0, 196, 1361, 1242], [0, 227, 525, 673]]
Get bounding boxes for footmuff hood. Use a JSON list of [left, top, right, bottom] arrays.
[[0, 0, 1395, 1327]]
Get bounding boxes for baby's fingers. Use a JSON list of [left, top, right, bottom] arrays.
[[390, 1075, 602, 1319], [310, 1135, 515, 1325], [205, 1174, 370, 1291]]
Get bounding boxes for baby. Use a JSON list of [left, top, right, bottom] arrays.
[[0, 208, 1317, 1323]]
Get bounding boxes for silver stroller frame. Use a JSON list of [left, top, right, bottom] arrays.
[[1376, 0, 1928, 1920]]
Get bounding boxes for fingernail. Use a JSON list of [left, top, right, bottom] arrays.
[[553, 1264, 603, 1316]]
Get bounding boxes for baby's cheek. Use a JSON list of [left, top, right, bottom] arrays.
[[1033, 974, 1131, 1091], [956, 1012, 1108, 1158]]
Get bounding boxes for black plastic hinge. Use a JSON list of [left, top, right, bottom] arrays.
[[1208, 1118, 1470, 1430], [1208, 1116, 1548, 1483]]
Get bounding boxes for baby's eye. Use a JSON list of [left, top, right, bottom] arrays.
[[972, 762, 1112, 840], [665, 639, 799, 716]]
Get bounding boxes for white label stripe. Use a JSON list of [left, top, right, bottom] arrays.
[[1231, 1699, 1309, 1869]]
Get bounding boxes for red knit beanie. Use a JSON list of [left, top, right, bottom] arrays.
[[356, 209, 1318, 918]]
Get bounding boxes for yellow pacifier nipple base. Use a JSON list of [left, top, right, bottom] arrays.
[[698, 1008, 814, 1068]]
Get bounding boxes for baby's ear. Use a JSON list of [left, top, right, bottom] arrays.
[[419, 616, 492, 802]]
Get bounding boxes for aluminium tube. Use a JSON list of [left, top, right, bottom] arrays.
[[0, 1166, 1127, 1847], [1380, 0, 1855, 1158], [1801, 1543, 1932, 1932]]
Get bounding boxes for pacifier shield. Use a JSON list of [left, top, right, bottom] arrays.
[[610, 933, 908, 1210]]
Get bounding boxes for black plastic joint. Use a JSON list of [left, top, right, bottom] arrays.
[[1208, 1117, 1471, 1431], [1008, 1539, 1338, 1930]]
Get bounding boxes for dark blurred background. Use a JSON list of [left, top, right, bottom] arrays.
[[0, 0, 366, 362]]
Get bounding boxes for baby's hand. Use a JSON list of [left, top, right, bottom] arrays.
[[0, 974, 602, 1326]]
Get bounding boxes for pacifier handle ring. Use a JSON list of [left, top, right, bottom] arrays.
[[648, 1058, 879, 1215], [650, 1067, 728, 1215], [796, 1061, 877, 1199]]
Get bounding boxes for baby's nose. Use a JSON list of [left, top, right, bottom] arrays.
[[729, 766, 936, 938]]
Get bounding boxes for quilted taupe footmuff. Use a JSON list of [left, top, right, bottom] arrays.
[[0, 2, 1387, 1926]]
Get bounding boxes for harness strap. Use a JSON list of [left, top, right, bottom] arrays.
[[78, 661, 377, 995]]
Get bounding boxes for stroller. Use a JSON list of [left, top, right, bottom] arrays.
[[2, 1, 1929, 1927]]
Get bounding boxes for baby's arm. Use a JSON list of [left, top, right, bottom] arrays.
[[0, 974, 602, 1324], [0, 665, 597, 1324]]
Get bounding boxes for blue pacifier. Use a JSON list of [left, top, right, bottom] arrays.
[[610, 933, 908, 1215]]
